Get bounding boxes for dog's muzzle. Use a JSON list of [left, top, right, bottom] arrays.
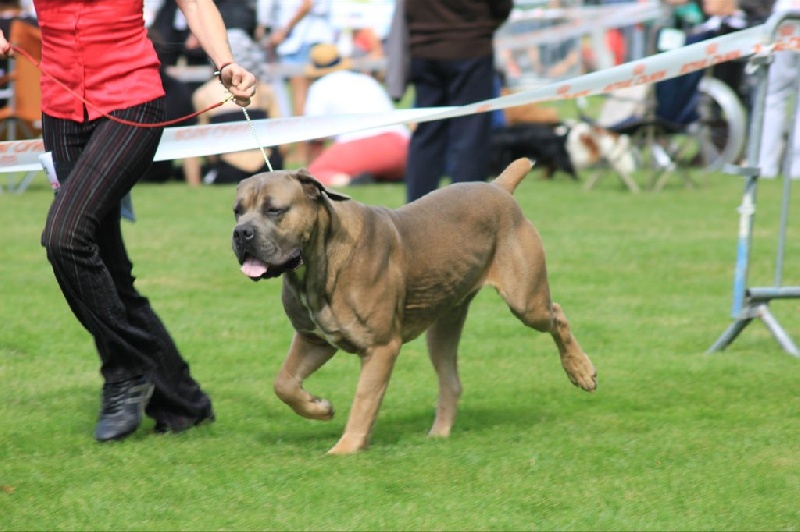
[[232, 222, 304, 281]]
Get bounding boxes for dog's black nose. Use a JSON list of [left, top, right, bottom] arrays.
[[233, 223, 256, 244]]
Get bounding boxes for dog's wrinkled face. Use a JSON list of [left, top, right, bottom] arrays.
[[231, 169, 349, 281]]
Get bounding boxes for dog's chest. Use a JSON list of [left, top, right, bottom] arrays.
[[293, 286, 360, 353]]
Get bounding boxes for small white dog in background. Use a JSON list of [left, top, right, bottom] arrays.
[[490, 119, 637, 182], [564, 120, 637, 178]]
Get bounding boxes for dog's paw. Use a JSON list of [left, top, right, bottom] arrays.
[[304, 397, 335, 421], [564, 355, 597, 392], [327, 434, 368, 455], [428, 423, 453, 438]]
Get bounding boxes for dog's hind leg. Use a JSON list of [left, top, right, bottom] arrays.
[[425, 301, 472, 438], [511, 297, 596, 392], [545, 303, 596, 391], [274, 332, 338, 421], [490, 223, 597, 392]]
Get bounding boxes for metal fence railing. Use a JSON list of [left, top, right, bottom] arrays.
[[495, 1, 665, 90], [708, 11, 800, 358]]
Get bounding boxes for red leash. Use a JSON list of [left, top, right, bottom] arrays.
[[11, 44, 227, 128]]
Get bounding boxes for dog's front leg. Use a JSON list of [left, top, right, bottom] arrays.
[[274, 332, 337, 420], [327, 339, 402, 455]]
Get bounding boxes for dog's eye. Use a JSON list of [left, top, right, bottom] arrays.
[[232, 205, 242, 220], [264, 206, 287, 217]]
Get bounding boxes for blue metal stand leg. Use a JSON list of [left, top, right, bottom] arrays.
[[760, 306, 800, 357], [708, 317, 754, 353]]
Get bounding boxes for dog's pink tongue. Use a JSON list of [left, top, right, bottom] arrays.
[[241, 257, 268, 278]]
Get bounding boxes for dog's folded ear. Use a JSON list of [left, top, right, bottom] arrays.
[[295, 168, 350, 202]]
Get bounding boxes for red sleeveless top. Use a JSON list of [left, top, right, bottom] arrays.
[[34, 0, 165, 122]]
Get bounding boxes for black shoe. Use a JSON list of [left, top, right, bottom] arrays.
[[153, 404, 215, 434], [94, 376, 154, 443]]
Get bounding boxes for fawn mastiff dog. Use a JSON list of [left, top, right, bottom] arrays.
[[231, 158, 597, 454]]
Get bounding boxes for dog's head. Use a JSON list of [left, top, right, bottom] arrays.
[[565, 121, 636, 176], [231, 168, 349, 281]]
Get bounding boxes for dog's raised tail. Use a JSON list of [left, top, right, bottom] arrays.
[[492, 158, 533, 194]]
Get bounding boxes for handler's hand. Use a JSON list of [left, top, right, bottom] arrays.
[[0, 30, 13, 57], [219, 62, 257, 107]]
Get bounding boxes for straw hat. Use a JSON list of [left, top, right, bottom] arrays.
[[305, 43, 352, 78]]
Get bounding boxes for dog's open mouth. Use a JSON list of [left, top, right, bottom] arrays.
[[240, 249, 303, 280]]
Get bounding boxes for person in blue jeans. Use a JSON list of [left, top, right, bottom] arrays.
[[403, 0, 512, 203]]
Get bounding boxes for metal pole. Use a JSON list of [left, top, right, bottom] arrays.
[[729, 59, 769, 317]]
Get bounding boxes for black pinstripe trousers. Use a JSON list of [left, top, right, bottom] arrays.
[[41, 98, 212, 428]]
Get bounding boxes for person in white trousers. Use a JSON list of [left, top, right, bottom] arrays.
[[759, 0, 800, 179]]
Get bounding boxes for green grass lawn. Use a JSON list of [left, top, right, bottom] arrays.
[[1, 168, 799, 531]]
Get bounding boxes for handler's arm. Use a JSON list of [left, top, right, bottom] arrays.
[[176, 0, 257, 106]]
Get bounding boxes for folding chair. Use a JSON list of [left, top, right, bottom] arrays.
[[581, 72, 747, 192], [0, 18, 42, 193]]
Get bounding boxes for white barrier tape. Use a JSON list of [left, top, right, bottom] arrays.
[[2, 21, 798, 175], [0, 108, 455, 173], [152, 107, 460, 164]]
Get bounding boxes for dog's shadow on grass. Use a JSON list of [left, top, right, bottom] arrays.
[[381, 403, 554, 444], [253, 402, 551, 449]]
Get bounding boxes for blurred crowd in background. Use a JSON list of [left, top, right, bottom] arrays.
[[1, 0, 794, 186]]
